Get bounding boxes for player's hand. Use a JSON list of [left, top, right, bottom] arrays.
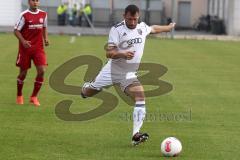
[[169, 22, 176, 30], [44, 39, 49, 46], [22, 40, 31, 48], [124, 51, 135, 60]]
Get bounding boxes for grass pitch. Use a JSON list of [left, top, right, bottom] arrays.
[[0, 33, 240, 160]]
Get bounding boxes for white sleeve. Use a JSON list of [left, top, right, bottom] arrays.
[[14, 15, 25, 31], [44, 14, 48, 27], [142, 22, 152, 36], [108, 27, 119, 47]]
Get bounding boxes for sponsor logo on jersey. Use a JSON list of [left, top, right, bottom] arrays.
[[39, 18, 44, 23], [29, 24, 44, 29], [118, 38, 143, 49], [127, 38, 142, 45]]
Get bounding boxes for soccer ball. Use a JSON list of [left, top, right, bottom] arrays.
[[161, 137, 182, 157]]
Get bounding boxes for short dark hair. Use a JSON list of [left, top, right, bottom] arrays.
[[125, 4, 139, 16]]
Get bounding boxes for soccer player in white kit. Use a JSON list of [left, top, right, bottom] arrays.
[[81, 4, 176, 146]]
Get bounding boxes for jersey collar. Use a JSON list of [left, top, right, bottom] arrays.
[[28, 9, 40, 14]]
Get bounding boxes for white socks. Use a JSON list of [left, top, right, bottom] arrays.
[[133, 101, 146, 136]]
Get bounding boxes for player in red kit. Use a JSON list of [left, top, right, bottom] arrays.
[[14, 0, 49, 106]]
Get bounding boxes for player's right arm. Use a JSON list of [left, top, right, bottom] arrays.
[[106, 45, 134, 60], [14, 14, 31, 48], [14, 30, 31, 48], [106, 27, 134, 60]]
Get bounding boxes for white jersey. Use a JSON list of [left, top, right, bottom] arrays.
[[89, 21, 152, 91], [109, 21, 152, 63], [102, 21, 151, 77]]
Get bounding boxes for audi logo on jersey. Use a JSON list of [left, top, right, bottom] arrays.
[[127, 38, 142, 45], [104, 38, 143, 51], [118, 38, 143, 50]]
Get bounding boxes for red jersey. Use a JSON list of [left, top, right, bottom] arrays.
[[14, 9, 47, 51]]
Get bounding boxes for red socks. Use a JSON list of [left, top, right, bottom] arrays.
[[31, 77, 44, 97], [17, 76, 25, 96], [17, 76, 44, 97]]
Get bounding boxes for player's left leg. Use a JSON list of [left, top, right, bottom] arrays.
[[30, 65, 45, 106], [81, 68, 113, 98], [124, 82, 149, 146], [31, 50, 47, 106], [81, 82, 101, 98]]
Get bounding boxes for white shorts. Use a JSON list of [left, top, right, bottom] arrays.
[[89, 63, 140, 92]]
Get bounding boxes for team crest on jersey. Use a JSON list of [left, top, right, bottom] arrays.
[[39, 18, 44, 23], [137, 29, 142, 35]]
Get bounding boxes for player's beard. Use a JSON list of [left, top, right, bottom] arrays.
[[127, 24, 137, 29]]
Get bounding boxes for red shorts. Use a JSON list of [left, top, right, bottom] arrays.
[[16, 48, 47, 70]]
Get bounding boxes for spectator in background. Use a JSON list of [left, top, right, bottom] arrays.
[[69, 4, 78, 26], [78, 3, 83, 26], [167, 17, 172, 25], [72, 4, 78, 26], [206, 14, 211, 32], [83, 4, 93, 27], [79, 4, 92, 27], [57, 4, 67, 26]]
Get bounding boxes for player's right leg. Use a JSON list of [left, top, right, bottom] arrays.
[[124, 82, 149, 146], [16, 68, 28, 105], [16, 52, 30, 105]]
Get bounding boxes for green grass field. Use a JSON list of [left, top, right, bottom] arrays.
[[0, 33, 240, 160]]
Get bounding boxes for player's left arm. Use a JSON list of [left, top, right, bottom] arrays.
[[43, 27, 49, 46], [43, 14, 49, 46], [150, 23, 176, 34]]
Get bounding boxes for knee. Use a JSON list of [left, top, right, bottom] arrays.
[[37, 69, 45, 78], [18, 71, 27, 79], [19, 73, 27, 79], [135, 97, 145, 102], [134, 91, 145, 102]]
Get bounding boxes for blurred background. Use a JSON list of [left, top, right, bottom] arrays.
[[0, 0, 239, 36]]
